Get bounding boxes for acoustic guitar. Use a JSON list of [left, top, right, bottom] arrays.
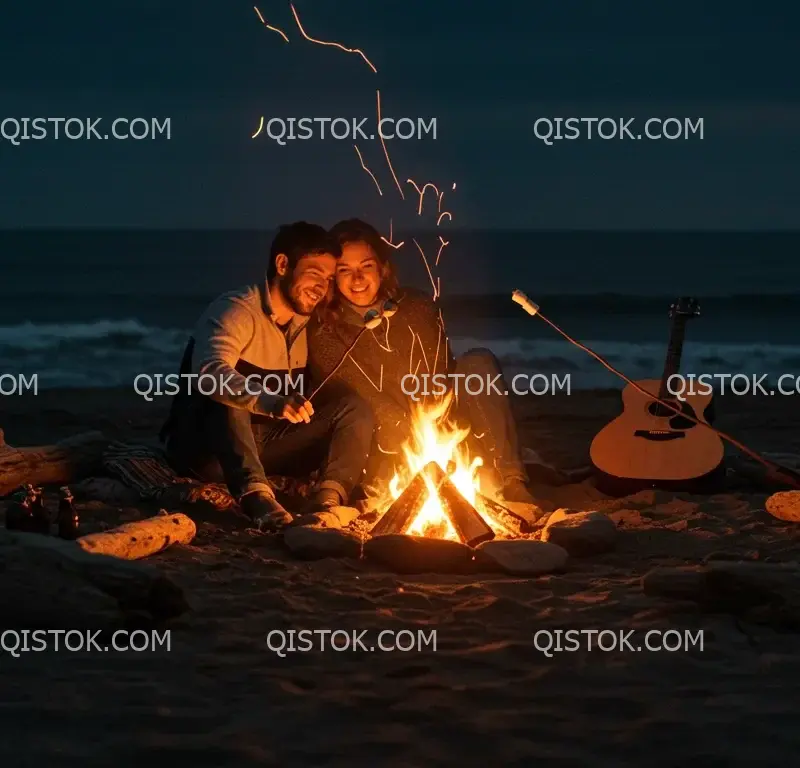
[[590, 297, 725, 496]]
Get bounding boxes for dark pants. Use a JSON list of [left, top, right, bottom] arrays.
[[453, 348, 528, 490], [166, 391, 374, 502]]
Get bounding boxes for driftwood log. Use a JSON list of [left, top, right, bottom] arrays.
[[0, 427, 110, 497], [77, 513, 197, 560], [0, 528, 189, 620]]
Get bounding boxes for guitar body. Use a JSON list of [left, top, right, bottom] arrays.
[[591, 382, 725, 497]]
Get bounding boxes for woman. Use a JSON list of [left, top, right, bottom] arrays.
[[307, 218, 544, 523]]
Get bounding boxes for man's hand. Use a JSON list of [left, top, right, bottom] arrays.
[[274, 393, 314, 424]]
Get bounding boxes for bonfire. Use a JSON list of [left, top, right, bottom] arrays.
[[369, 392, 520, 545]]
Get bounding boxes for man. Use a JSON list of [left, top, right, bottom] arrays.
[[160, 221, 375, 530], [308, 218, 545, 526]]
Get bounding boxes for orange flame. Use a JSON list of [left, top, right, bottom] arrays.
[[378, 393, 512, 541]]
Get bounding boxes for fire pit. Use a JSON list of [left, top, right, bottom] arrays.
[[282, 392, 597, 576], [367, 394, 523, 545]]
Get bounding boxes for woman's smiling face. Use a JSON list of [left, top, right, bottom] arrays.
[[335, 240, 383, 307]]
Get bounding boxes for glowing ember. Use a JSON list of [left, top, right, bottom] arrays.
[[377, 392, 511, 541]]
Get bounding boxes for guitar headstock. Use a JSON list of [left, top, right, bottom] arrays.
[[669, 297, 700, 319]]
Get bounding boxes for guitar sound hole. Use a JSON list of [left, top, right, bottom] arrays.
[[647, 398, 697, 429], [647, 399, 677, 418]]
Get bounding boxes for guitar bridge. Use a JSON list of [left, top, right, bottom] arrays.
[[634, 430, 685, 442]]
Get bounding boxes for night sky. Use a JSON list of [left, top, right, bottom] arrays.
[[0, 0, 797, 229]]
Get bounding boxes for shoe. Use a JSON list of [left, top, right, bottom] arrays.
[[297, 487, 343, 517], [239, 490, 293, 531]]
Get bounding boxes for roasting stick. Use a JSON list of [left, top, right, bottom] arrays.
[[511, 290, 800, 488], [307, 301, 398, 402]]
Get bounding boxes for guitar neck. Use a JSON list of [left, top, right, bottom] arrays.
[[657, 318, 687, 399]]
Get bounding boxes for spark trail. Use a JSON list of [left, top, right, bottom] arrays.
[[381, 219, 405, 250], [290, 3, 377, 73], [253, 7, 290, 42], [354, 145, 383, 196], [251, 4, 456, 304]]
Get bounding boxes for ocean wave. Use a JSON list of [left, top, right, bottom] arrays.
[[2, 319, 800, 390], [0, 319, 189, 388], [449, 337, 800, 390]]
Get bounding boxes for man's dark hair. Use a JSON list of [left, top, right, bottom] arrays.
[[267, 221, 340, 281], [327, 218, 399, 299]]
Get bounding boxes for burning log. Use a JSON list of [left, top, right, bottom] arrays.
[[0, 427, 109, 497], [370, 461, 497, 546], [439, 475, 495, 546], [77, 513, 197, 560], [370, 461, 444, 537], [476, 494, 524, 537]]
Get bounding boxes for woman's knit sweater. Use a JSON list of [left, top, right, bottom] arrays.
[[307, 288, 456, 474]]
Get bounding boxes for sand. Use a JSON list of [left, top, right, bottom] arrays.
[[2, 387, 800, 766]]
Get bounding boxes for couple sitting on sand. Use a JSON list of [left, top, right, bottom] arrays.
[[159, 219, 544, 530]]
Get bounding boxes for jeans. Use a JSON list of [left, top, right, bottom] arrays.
[[453, 348, 528, 488], [166, 391, 375, 502]]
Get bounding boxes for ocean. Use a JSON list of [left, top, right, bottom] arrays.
[[1, 230, 798, 390]]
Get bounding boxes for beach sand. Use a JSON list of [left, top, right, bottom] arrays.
[[2, 388, 800, 766]]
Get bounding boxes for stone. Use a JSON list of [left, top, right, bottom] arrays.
[[541, 509, 618, 556], [364, 534, 476, 574], [543, 508, 581, 527], [765, 491, 800, 523], [475, 539, 568, 576], [282, 526, 363, 560]]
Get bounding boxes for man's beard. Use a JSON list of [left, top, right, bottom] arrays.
[[279, 273, 316, 316]]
